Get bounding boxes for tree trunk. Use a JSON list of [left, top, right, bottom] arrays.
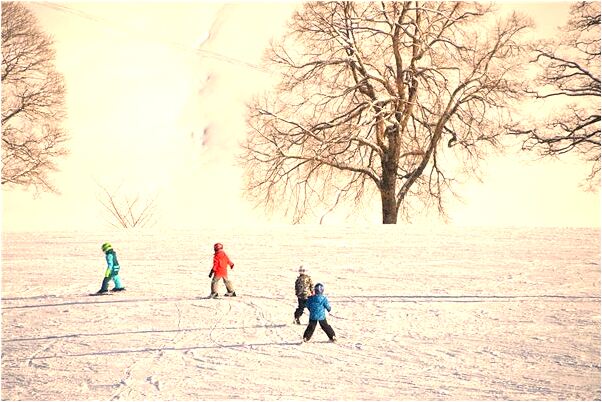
[[381, 192, 398, 224], [380, 164, 398, 224]]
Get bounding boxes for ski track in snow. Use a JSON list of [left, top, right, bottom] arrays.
[[1, 226, 600, 400]]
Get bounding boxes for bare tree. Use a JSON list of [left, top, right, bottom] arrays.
[[1, 2, 69, 192], [510, 1, 600, 185], [98, 184, 158, 229], [243, 2, 532, 223]]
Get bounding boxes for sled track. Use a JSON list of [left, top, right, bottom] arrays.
[[110, 300, 186, 400]]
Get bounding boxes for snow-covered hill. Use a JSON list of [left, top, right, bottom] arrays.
[[2, 226, 600, 400]]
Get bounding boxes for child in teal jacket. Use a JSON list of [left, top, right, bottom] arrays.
[[96, 242, 126, 294]]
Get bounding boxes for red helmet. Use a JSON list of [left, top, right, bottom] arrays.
[[214, 243, 223, 252]]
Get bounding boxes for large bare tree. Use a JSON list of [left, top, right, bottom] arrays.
[[510, 2, 600, 186], [243, 2, 532, 223], [1, 2, 69, 192]]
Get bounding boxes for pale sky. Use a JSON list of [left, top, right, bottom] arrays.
[[1, 1, 600, 231]]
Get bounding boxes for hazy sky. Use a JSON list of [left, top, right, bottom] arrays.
[[2, 1, 600, 231]]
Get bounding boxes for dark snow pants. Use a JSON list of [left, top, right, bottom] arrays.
[[303, 319, 336, 341], [294, 297, 308, 320]]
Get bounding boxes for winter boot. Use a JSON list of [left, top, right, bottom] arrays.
[[209, 292, 219, 299], [294, 317, 301, 325], [224, 291, 237, 297]]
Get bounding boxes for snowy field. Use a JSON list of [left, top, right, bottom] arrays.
[[1, 225, 600, 400]]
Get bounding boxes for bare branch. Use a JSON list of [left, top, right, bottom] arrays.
[[96, 183, 158, 228], [511, 1, 601, 184]]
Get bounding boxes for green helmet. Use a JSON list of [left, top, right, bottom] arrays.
[[101, 242, 113, 252]]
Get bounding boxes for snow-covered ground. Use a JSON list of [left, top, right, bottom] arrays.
[[2, 226, 600, 400]]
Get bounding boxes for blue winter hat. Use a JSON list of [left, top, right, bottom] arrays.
[[314, 283, 324, 294]]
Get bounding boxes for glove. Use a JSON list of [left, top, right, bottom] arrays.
[[208, 270, 213, 278], [230, 264, 234, 269]]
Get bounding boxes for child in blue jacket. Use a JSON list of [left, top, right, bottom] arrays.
[[303, 283, 336, 342], [96, 242, 126, 294]]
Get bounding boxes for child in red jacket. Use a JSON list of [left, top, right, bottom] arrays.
[[208, 242, 236, 298]]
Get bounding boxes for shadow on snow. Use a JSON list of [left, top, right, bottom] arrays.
[[3, 294, 598, 311], [4, 341, 304, 362], [4, 324, 288, 343]]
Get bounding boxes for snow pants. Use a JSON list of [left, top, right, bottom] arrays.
[[100, 274, 124, 292], [211, 276, 234, 295], [303, 319, 336, 341], [294, 297, 308, 320]]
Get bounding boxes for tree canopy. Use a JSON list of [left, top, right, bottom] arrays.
[[243, 2, 532, 223], [1, 2, 69, 192], [511, 1, 600, 186]]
